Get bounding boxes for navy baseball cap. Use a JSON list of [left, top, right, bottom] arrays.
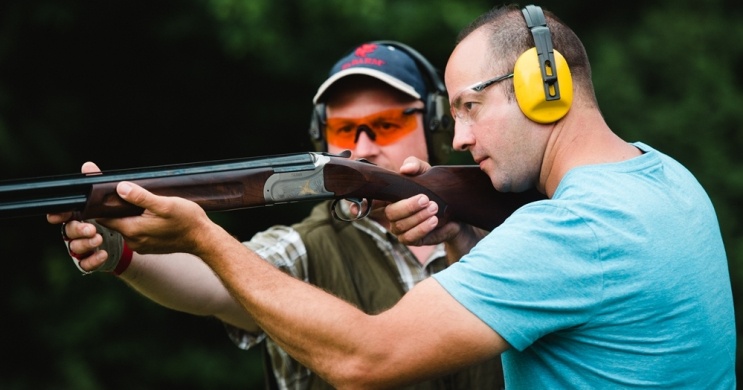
[[312, 42, 428, 104]]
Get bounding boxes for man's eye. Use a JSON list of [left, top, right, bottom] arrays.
[[377, 122, 400, 131], [336, 125, 355, 134], [370, 119, 400, 133]]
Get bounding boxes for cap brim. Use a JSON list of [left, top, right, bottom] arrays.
[[312, 67, 422, 104]]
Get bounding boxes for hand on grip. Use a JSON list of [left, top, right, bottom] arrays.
[[61, 220, 129, 275], [53, 162, 133, 275]]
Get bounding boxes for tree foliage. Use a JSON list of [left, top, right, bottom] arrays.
[[0, 0, 741, 388]]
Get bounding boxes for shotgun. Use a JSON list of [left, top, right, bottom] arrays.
[[0, 150, 544, 230]]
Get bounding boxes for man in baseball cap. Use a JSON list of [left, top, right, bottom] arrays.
[[309, 41, 454, 165]]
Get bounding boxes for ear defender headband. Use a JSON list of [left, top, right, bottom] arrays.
[[308, 41, 454, 165], [513, 5, 573, 124]]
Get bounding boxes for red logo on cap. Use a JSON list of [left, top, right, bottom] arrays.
[[341, 43, 385, 70], [355, 43, 377, 57]]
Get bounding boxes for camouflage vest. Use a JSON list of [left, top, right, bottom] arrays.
[[267, 202, 504, 390]]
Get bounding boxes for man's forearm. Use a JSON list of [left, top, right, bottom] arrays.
[[191, 222, 384, 386], [191, 221, 501, 389]]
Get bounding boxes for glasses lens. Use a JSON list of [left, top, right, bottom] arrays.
[[449, 73, 513, 126], [325, 108, 420, 148]]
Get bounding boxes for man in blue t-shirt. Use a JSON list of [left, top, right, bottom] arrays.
[[388, 5, 736, 388]]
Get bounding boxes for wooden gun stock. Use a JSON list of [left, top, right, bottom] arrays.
[[321, 158, 544, 230]]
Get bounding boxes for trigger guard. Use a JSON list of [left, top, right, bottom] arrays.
[[330, 198, 372, 222]]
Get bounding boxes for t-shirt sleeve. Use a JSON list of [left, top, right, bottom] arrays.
[[433, 202, 604, 351]]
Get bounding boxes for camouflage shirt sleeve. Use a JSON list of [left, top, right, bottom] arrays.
[[224, 225, 308, 350]]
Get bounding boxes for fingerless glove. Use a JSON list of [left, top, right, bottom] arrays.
[[63, 220, 132, 275]]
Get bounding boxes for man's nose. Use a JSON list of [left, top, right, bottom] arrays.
[[354, 125, 376, 144], [352, 126, 380, 156], [452, 122, 474, 152]]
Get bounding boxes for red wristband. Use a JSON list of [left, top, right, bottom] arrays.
[[113, 243, 133, 276]]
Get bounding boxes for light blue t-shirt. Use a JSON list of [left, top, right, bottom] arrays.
[[434, 143, 736, 388]]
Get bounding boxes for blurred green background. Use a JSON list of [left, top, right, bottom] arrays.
[[0, 0, 741, 388]]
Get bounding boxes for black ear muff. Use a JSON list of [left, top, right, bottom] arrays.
[[425, 90, 454, 165], [308, 102, 326, 152], [513, 5, 573, 124], [308, 41, 454, 165]]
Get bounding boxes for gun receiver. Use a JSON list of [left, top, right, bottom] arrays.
[[0, 151, 545, 230]]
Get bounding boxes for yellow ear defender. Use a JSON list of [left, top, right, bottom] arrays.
[[513, 5, 573, 124]]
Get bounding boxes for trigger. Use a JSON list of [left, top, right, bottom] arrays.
[[330, 198, 372, 222]]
